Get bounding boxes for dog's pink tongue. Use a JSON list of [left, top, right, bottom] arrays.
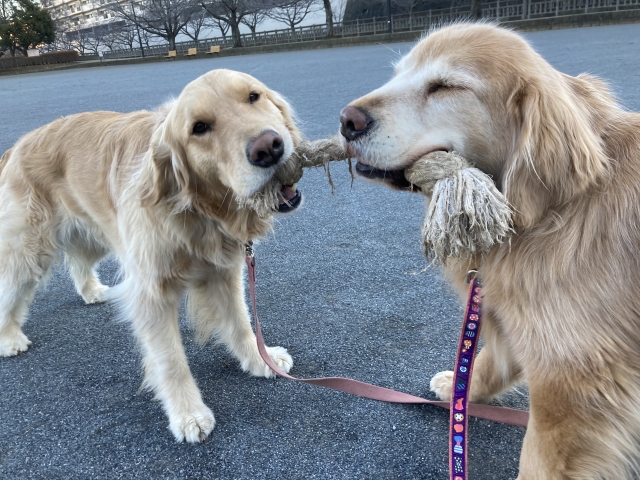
[[278, 185, 297, 203]]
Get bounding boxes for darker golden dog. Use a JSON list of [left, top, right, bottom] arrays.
[[340, 23, 640, 478]]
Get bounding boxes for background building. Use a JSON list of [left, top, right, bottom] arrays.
[[40, 0, 122, 34]]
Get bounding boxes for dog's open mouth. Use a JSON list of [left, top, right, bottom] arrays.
[[277, 184, 302, 213], [354, 162, 421, 192]]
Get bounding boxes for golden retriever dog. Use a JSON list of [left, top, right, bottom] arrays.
[[0, 69, 302, 443], [340, 23, 640, 478]]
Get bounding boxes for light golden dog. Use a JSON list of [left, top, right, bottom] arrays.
[[340, 23, 640, 478], [0, 69, 302, 443]]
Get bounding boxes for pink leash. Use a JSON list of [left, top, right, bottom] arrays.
[[245, 246, 528, 479]]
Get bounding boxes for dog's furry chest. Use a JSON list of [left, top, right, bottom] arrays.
[[174, 217, 244, 272]]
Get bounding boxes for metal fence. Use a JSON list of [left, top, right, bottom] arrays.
[[97, 0, 640, 60]]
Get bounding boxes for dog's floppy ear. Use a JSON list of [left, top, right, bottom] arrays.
[[503, 74, 611, 229], [265, 90, 302, 147], [142, 108, 193, 209]]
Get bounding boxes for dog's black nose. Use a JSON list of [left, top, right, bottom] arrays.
[[340, 106, 373, 141], [246, 130, 284, 168]]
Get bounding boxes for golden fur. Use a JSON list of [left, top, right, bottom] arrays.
[[0, 69, 302, 443], [343, 23, 640, 478]]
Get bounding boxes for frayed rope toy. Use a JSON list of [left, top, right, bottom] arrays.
[[252, 137, 512, 263], [403, 151, 512, 263], [237, 137, 348, 218]]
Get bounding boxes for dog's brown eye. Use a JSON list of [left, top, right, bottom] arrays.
[[192, 122, 210, 135], [249, 93, 260, 103]]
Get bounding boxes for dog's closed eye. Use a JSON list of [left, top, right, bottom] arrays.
[[192, 122, 211, 135], [426, 80, 467, 97], [427, 83, 445, 95]]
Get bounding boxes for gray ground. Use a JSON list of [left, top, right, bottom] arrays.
[[1, 22, 639, 480]]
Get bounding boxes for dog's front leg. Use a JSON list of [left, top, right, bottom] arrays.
[[119, 278, 215, 443], [188, 261, 293, 378], [430, 308, 522, 403]]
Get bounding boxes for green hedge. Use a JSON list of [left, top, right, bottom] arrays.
[[0, 50, 79, 69]]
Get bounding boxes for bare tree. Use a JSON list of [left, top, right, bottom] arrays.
[[267, 0, 320, 33], [321, 0, 333, 36], [181, 7, 208, 43], [0, 0, 13, 21], [101, 31, 120, 51], [69, 29, 90, 55], [102, 23, 138, 52], [84, 29, 105, 55], [208, 15, 229, 39], [99, 22, 134, 52], [48, 21, 75, 52], [200, 0, 282, 47], [111, 0, 196, 51], [240, 9, 266, 37], [331, 0, 347, 23], [139, 28, 157, 48]]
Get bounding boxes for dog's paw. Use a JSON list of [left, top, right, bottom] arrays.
[[264, 346, 293, 378], [430, 370, 454, 401], [169, 405, 215, 443], [242, 346, 293, 379], [81, 283, 109, 305], [0, 330, 32, 357]]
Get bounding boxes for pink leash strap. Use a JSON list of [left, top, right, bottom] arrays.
[[246, 252, 528, 429]]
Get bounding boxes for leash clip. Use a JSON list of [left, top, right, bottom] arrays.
[[245, 241, 255, 266], [465, 270, 477, 284]]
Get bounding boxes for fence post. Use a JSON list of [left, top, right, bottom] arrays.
[[497, 0, 500, 20], [585, 0, 588, 12], [616, 0, 619, 10], [373, 16, 376, 34], [357, 18, 360, 36]]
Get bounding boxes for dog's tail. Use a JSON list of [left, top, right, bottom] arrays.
[[0, 148, 12, 177]]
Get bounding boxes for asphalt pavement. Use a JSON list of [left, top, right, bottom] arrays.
[[1, 23, 640, 480]]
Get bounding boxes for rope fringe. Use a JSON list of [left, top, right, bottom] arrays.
[[405, 152, 513, 264]]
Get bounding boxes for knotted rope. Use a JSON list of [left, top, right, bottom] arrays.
[[248, 137, 512, 262], [404, 151, 512, 263]]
